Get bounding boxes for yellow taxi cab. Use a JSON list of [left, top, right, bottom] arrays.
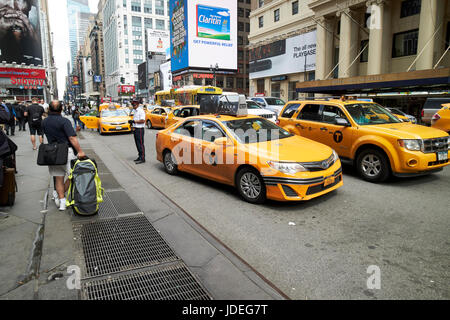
[[80, 107, 131, 135], [156, 113, 343, 204], [431, 103, 450, 134], [99, 103, 121, 112], [146, 106, 173, 129], [278, 98, 450, 182], [164, 105, 200, 128]]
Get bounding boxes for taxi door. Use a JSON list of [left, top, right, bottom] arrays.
[[291, 103, 323, 141], [80, 113, 99, 129], [151, 108, 166, 128], [171, 120, 202, 173]]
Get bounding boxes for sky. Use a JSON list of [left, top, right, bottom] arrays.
[[48, 0, 99, 99]]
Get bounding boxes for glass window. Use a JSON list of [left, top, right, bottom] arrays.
[[392, 29, 418, 58], [259, 16, 264, 28], [292, 1, 298, 15], [271, 83, 280, 98], [298, 104, 321, 121], [156, 19, 165, 30], [274, 9, 280, 22], [400, 0, 421, 18], [226, 77, 234, 88], [321, 105, 348, 124], [345, 103, 402, 125], [155, 0, 164, 15], [259, 0, 264, 8], [174, 120, 202, 138], [288, 82, 297, 101], [224, 118, 293, 144], [360, 39, 369, 62], [238, 22, 244, 31], [265, 98, 285, 105], [202, 122, 225, 142], [281, 104, 300, 118]]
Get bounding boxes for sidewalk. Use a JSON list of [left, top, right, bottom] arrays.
[[0, 126, 287, 300]]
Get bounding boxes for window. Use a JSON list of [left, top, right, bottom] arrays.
[[288, 82, 297, 101], [400, 0, 421, 18], [156, 19, 165, 30], [238, 22, 244, 31], [246, 9, 251, 18], [392, 29, 418, 58], [259, 0, 264, 8], [226, 77, 234, 88], [202, 122, 225, 142], [143, 0, 152, 13], [298, 104, 321, 121], [216, 76, 224, 88], [246, 23, 250, 33], [271, 83, 280, 98], [274, 9, 280, 22], [360, 40, 369, 62], [257, 79, 265, 93], [238, 36, 243, 45], [259, 16, 264, 28], [238, 8, 244, 17], [281, 104, 300, 118], [292, 1, 298, 15], [237, 78, 244, 89], [155, 0, 164, 15], [321, 105, 347, 124], [144, 18, 152, 29], [174, 120, 201, 138]]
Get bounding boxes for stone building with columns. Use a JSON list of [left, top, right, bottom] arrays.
[[249, 0, 450, 116]]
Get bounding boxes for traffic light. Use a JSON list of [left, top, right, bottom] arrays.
[[120, 77, 125, 84]]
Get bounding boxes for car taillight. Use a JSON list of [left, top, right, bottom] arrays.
[[432, 113, 441, 121], [276, 120, 280, 126], [421, 109, 424, 117]]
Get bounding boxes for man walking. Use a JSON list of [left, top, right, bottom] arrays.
[[16, 101, 26, 131], [129, 99, 146, 164], [42, 101, 86, 211], [24, 97, 44, 150], [4, 101, 17, 136]]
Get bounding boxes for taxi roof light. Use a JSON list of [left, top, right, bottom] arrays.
[[200, 94, 248, 118]]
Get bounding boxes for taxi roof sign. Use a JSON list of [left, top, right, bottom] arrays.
[[200, 93, 248, 117]]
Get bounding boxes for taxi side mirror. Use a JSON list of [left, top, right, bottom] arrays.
[[214, 137, 233, 147], [162, 112, 167, 116], [335, 117, 350, 127]]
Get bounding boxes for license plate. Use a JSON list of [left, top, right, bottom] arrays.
[[324, 177, 335, 187], [437, 151, 448, 161], [116, 126, 122, 130]]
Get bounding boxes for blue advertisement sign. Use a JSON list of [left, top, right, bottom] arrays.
[[170, 0, 189, 73], [196, 5, 230, 41], [94, 75, 102, 83]]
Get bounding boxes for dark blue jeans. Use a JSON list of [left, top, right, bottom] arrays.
[[133, 128, 145, 161]]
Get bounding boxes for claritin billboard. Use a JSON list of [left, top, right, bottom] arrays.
[[170, 0, 237, 73]]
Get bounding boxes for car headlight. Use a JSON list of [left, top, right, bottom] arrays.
[[447, 136, 450, 150], [332, 150, 339, 162], [398, 139, 422, 151], [267, 161, 308, 174]]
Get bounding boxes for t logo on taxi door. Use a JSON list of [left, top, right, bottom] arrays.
[[334, 131, 344, 143]]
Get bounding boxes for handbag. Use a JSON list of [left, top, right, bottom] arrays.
[[37, 143, 69, 166]]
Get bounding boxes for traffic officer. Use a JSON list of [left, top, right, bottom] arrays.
[[129, 99, 146, 164]]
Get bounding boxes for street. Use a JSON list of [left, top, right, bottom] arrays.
[[80, 127, 450, 300]]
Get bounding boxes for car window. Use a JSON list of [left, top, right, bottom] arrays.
[[152, 108, 161, 115], [281, 104, 300, 118], [265, 98, 285, 105], [174, 120, 201, 138], [297, 104, 321, 121], [252, 98, 264, 103], [345, 103, 401, 125], [173, 109, 181, 117], [247, 101, 262, 109], [101, 109, 128, 117], [202, 122, 225, 142], [321, 105, 348, 124], [224, 118, 292, 144]]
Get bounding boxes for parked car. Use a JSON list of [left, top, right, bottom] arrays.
[[421, 98, 450, 125], [249, 97, 286, 115], [386, 107, 417, 124], [431, 103, 450, 134], [246, 100, 277, 123]]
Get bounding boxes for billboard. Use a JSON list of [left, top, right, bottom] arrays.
[[249, 30, 317, 80], [159, 61, 172, 91], [170, 0, 237, 73], [119, 85, 135, 94], [0, 0, 43, 65], [138, 62, 147, 90], [147, 29, 170, 54]]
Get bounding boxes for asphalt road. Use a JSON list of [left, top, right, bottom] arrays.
[[82, 127, 450, 300]]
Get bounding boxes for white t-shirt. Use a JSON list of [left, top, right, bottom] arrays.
[[133, 106, 145, 128]]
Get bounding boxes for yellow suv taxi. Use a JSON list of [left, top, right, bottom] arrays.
[[156, 114, 343, 204], [278, 99, 450, 182], [431, 103, 450, 134]]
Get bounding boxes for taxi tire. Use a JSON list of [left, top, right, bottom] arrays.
[[356, 148, 390, 183], [163, 151, 178, 175], [236, 167, 266, 204], [146, 120, 153, 129]]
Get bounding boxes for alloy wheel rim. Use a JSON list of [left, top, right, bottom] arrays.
[[240, 172, 262, 199], [362, 154, 381, 177], [165, 153, 175, 171]]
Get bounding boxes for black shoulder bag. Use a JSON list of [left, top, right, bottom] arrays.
[[37, 143, 69, 166]]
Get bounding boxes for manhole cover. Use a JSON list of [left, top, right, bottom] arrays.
[[78, 215, 179, 277], [81, 262, 211, 300]]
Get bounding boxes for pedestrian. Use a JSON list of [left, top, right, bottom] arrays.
[[42, 100, 86, 211], [4, 101, 17, 136], [0, 98, 11, 133], [72, 106, 84, 131], [16, 101, 26, 131], [129, 99, 146, 164], [24, 97, 45, 150]]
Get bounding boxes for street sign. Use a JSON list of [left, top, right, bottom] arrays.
[[88, 70, 94, 76], [94, 75, 102, 83]]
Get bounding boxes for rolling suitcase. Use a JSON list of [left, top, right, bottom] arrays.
[[0, 168, 16, 206]]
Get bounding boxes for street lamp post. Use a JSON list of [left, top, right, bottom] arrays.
[[210, 63, 219, 87]]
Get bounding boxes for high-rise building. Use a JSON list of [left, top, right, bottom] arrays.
[[102, 0, 170, 99], [67, 0, 93, 71]]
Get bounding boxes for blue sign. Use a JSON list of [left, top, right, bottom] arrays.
[[197, 5, 230, 41], [94, 75, 102, 83], [170, 0, 189, 72]]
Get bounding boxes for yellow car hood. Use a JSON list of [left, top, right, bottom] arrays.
[[245, 135, 333, 162], [101, 116, 129, 123], [365, 123, 449, 139]]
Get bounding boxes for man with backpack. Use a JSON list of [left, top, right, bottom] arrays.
[[42, 100, 86, 211], [24, 97, 45, 150], [4, 101, 17, 136], [16, 102, 26, 131]]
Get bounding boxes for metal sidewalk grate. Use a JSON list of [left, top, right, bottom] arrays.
[[99, 173, 121, 190], [98, 192, 118, 219], [107, 191, 141, 215], [81, 262, 211, 300], [79, 215, 179, 277]]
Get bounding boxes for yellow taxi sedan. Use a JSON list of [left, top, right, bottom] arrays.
[[431, 103, 450, 134], [80, 108, 132, 135], [164, 105, 200, 128], [146, 106, 172, 129], [156, 114, 343, 204]]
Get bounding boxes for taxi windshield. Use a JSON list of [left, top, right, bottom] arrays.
[[345, 103, 402, 125], [197, 94, 221, 106], [101, 109, 128, 117], [223, 118, 292, 144]]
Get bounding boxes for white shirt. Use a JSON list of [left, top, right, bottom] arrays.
[[133, 106, 145, 128]]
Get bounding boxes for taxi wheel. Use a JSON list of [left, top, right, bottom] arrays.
[[163, 151, 178, 175], [356, 149, 390, 182], [236, 168, 266, 204], [146, 120, 153, 129]]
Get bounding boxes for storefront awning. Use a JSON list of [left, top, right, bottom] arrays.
[[296, 68, 450, 94]]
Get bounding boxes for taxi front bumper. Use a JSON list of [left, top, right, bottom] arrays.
[[100, 123, 132, 133], [394, 149, 450, 175]]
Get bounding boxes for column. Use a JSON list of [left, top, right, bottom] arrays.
[[416, 0, 446, 70], [315, 16, 335, 80], [337, 8, 359, 78], [367, 0, 391, 75]]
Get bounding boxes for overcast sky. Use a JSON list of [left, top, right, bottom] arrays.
[[48, 0, 99, 99]]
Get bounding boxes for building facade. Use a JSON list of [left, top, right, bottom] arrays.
[[67, 0, 92, 71], [249, 0, 450, 114], [102, 0, 170, 100]]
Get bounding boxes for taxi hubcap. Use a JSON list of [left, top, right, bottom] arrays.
[[165, 153, 175, 171], [241, 173, 262, 199], [362, 154, 381, 177]]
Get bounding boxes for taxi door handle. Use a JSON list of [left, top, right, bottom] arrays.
[[296, 124, 305, 129], [320, 127, 328, 131]]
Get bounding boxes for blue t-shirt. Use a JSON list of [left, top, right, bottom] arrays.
[[42, 113, 77, 151]]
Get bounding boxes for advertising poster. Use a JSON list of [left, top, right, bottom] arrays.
[[249, 30, 317, 79], [160, 61, 172, 91], [147, 29, 170, 54], [0, 0, 43, 65], [170, 0, 188, 72]]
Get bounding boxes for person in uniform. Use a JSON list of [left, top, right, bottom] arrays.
[[129, 99, 146, 164]]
